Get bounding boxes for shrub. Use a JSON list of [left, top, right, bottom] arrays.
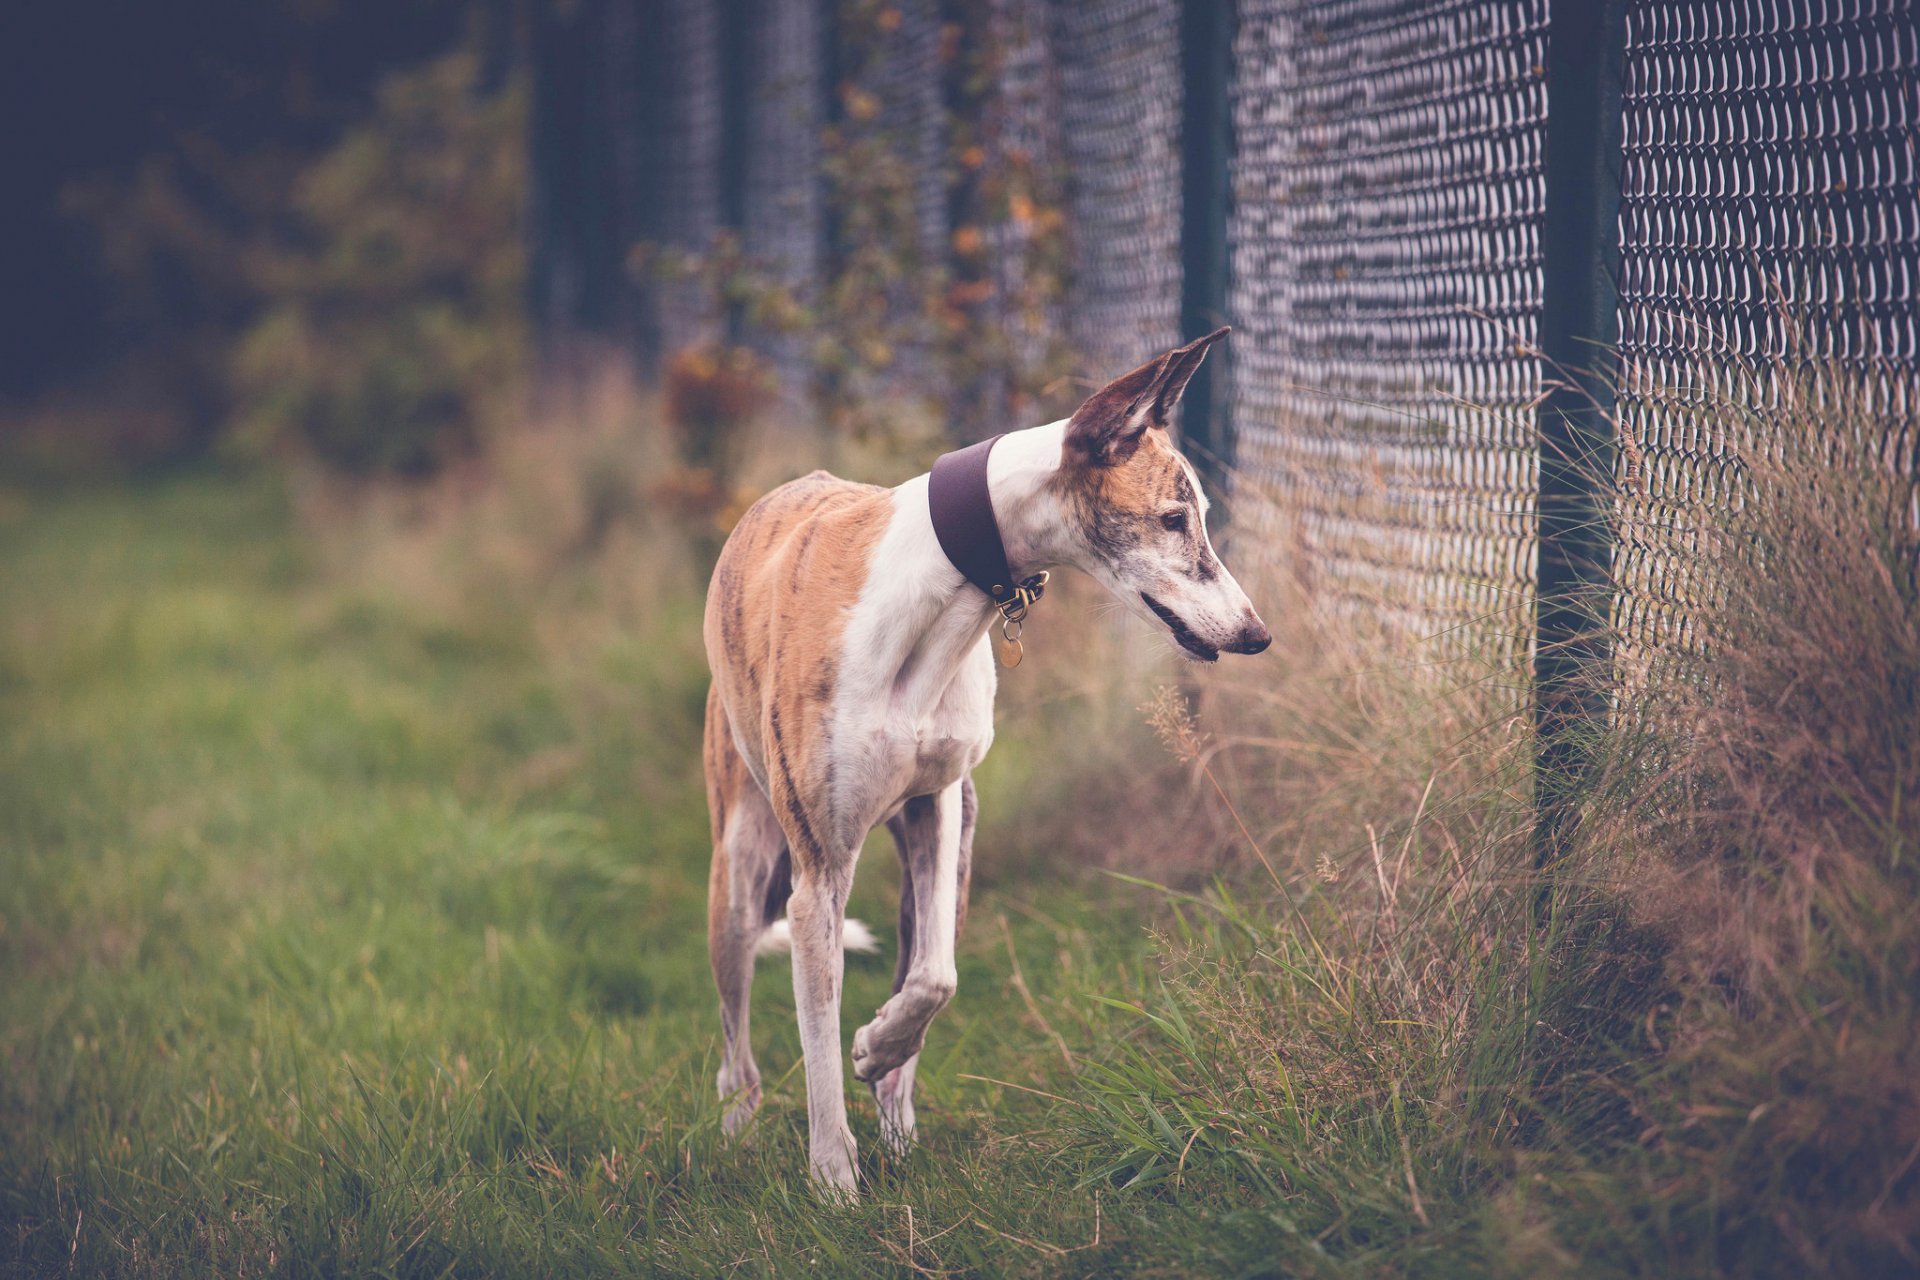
[[228, 52, 525, 475]]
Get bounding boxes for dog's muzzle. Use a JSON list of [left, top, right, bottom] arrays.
[[1141, 593, 1220, 662]]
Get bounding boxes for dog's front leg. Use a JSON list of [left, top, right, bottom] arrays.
[[787, 859, 859, 1195], [853, 778, 966, 1146]]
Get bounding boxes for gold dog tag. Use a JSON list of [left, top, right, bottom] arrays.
[[992, 621, 1024, 668], [989, 572, 1044, 670]]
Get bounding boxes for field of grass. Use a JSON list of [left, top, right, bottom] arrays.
[[0, 475, 1166, 1275], [3, 404, 1915, 1277], [0, 472, 1421, 1276]]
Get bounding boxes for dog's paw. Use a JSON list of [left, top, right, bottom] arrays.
[[852, 1013, 924, 1084], [874, 1065, 917, 1159], [721, 1090, 760, 1139], [809, 1127, 860, 1200], [850, 1023, 879, 1083]]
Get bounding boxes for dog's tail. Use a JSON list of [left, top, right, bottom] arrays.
[[754, 916, 880, 958]]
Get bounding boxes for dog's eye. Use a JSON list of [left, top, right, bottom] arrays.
[[1160, 510, 1189, 533]]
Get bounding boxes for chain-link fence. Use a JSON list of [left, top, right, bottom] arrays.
[[1053, 0, 1186, 377], [1611, 0, 1920, 671], [531, 0, 1920, 729], [1230, 0, 1549, 646], [531, 0, 1190, 430]]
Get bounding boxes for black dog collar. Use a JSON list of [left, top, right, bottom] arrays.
[[927, 435, 1048, 667]]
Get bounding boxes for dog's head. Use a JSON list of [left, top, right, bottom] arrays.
[[1051, 328, 1269, 662]]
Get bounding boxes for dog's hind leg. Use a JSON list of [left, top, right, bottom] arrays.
[[705, 686, 790, 1137], [857, 774, 977, 1154]]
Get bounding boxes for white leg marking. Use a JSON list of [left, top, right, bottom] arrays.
[[924, 781, 962, 992], [851, 780, 963, 1087], [875, 1057, 919, 1159], [789, 871, 859, 1196]]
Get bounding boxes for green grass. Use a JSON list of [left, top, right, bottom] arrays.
[[4, 462, 1912, 1277], [0, 475, 1324, 1276]]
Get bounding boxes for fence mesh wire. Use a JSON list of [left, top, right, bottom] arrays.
[[658, 0, 724, 357], [978, 0, 1066, 435], [1229, 0, 1550, 645], [538, 0, 1919, 673], [1050, 0, 1186, 379], [832, 0, 949, 408], [741, 0, 824, 387], [1611, 0, 1920, 668]]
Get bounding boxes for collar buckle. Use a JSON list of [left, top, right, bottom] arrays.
[[989, 571, 1049, 669], [993, 570, 1050, 627]]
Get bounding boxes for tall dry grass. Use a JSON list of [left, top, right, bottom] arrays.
[[1042, 355, 1916, 1272], [1043, 536, 1591, 1263], [1557, 360, 1920, 1271]]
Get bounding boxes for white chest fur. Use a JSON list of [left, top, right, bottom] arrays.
[[826, 480, 1000, 838]]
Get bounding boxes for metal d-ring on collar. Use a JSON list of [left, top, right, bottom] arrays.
[[927, 434, 1050, 668]]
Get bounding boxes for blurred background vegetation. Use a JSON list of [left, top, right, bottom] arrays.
[[0, 0, 1078, 486], [2, 3, 1916, 1276], [3, 2, 523, 479]]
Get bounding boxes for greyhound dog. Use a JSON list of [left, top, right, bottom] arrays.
[[701, 328, 1269, 1193]]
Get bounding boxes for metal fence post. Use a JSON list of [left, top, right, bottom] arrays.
[[1534, 0, 1627, 869], [1179, 0, 1235, 496]]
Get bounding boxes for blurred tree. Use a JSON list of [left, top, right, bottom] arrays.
[[4, 0, 509, 466], [227, 52, 526, 474]]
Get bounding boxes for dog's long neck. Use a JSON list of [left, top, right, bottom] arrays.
[[983, 420, 1076, 579], [839, 421, 1072, 712]]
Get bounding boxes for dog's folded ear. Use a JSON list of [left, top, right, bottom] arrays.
[[1064, 327, 1231, 467]]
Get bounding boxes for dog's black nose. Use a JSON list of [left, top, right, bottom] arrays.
[[1226, 619, 1271, 655]]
